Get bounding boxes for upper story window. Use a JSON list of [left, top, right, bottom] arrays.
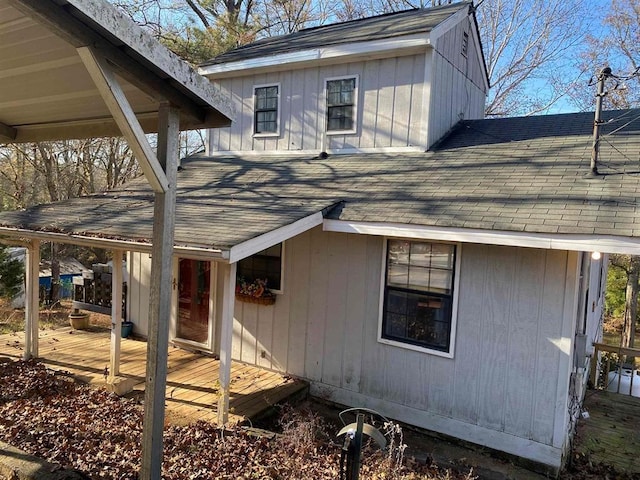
[[237, 243, 283, 293], [254, 84, 279, 136], [380, 239, 458, 357], [326, 76, 358, 134]]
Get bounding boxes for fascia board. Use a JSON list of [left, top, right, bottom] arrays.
[[323, 219, 640, 255], [228, 211, 324, 263], [200, 34, 430, 78]]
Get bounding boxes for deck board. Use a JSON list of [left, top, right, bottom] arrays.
[[574, 389, 640, 475], [0, 327, 307, 426]]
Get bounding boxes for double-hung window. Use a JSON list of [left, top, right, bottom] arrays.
[[381, 239, 457, 356], [254, 85, 279, 135], [326, 76, 357, 133]]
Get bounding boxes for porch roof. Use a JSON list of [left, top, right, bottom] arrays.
[[1, 109, 640, 256], [0, 0, 233, 143]]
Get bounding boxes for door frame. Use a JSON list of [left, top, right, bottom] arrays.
[[170, 257, 217, 351]]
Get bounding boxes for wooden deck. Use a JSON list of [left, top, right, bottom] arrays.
[[0, 327, 307, 425], [574, 389, 640, 475]]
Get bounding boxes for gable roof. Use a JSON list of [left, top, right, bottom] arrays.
[[200, 2, 472, 68], [1, 109, 640, 257]]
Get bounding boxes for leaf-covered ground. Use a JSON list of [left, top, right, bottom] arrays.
[[0, 360, 475, 479]]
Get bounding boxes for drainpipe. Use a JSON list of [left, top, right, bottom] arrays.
[[590, 67, 611, 176]]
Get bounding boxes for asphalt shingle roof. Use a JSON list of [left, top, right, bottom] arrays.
[[1, 109, 640, 252], [200, 2, 471, 67]]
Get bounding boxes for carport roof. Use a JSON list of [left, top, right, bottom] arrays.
[[0, 0, 233, 143]]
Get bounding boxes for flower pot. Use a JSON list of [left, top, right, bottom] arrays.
[[121, 321, 134, 338], [69, 311, 90, 330]]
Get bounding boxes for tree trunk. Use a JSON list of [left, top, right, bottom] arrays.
[[623, 256, 639, 366], [50, 243, 60, 305]]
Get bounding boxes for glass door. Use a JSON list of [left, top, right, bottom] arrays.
[[175, 259, 214, 348]]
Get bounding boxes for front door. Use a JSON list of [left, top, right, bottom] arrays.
[[174, 258, 215, 349]]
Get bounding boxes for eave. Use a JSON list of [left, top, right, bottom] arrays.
[[199, 34, 432, 79]]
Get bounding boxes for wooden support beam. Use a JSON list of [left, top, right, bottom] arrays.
[[110, 249, 124, 378], [140, 103, 179, 480], [23, 240, 40, 360], [0, 122, 17, 143], [77, 46, 169, 193], [218, 262, 237, 425]]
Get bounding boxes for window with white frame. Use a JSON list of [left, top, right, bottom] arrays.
[[237, 243, 283, 292], [326, 76, 357, 133], [381, 239, 457, 353], [254, 85, 279, 135]]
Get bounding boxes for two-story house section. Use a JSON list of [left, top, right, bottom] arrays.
[[199, 2, 488, 155]]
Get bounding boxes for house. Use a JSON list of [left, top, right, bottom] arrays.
[[0, 1, 638, 475], [8, 247, 86, 307]]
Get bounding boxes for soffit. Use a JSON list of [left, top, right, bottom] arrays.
[[0, 0, 233, 143]]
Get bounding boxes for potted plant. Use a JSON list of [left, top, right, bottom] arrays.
[[235, 277, 276, 305], [68, 308, 90, 330]]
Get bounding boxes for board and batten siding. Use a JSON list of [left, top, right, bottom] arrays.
[[232, 227, 579, 468], [127, 251, 152, 335], [208, 55, 427, 153]]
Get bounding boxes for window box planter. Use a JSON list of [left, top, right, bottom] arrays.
[[235, 292, 276, 305]]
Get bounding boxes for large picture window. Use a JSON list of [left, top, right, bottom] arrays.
[[381, 240, 456, 354], [237, 243, 283, 292], [326, 77, 357, 133], [254, 85, 279, 135]]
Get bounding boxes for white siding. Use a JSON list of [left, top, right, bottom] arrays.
[[208, 55, 427, 153], [231, 227, 578, 468], [127, 251, 152, 336]]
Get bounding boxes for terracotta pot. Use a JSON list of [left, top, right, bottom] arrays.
[[69, 312, 90, 330]]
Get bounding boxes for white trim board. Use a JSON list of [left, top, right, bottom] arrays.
[[311, 383, 564, 470], [206, 146, 425, 157], [323, 220, 640, 255], [200, 35, 430, 79], [228, 211, 324, 263]]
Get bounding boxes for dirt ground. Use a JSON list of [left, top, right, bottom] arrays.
[[0, 299, 111, 335]]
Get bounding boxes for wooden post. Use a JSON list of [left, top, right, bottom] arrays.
[[110, 249, 124, 378], [218, 262, 237, 425], [23, 240, 40, 360], [140, 103, 179, 480]]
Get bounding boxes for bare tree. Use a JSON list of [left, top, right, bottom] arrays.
[[571, 0, 640, 111], [610, 255, 639, 365]]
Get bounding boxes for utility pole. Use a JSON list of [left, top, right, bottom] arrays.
[[590, 66, 612, 176]]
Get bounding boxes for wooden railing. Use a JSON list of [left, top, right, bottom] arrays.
[[590, 342, 640, 396]]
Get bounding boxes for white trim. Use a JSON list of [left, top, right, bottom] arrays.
[[312, 383, 563, 470], [206, 146, 424, 156], [229, 211, 323, 263], [377, 238, 460, 358], [252, 83, 281, 137], [324, 75, 359, 136], [323, 219, 640, 255], [427, 2, 471, 45], [421, 49, 433, 151], [200, 35, 430, 78]]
